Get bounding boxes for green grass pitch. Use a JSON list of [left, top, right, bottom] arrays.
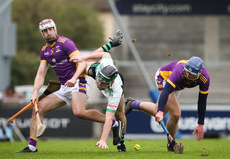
[[0, 139, 229, 159]]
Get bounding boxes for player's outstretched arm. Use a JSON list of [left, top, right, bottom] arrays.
[[91, 30, 123, 54], [96, 111, 115, 150], [70, 52, 111, 63]]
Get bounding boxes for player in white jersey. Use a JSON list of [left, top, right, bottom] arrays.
[[70, 52, 127, 152]]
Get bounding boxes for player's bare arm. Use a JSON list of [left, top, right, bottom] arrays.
[[69, 30, 122, 63], [96, 111, 115, 150], [31, 61, 49, 103], [84, 52, 111, 62], [65, 59, 87, 87]]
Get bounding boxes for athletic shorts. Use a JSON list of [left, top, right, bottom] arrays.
[[54, 79, 89, 106], [155, 68, 181, 98]]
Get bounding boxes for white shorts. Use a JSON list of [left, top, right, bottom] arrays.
[[54, 79, 89, 106], [155, 68, 181, 99]]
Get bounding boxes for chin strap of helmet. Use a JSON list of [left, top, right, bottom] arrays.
[[46, 38, 56, 44]]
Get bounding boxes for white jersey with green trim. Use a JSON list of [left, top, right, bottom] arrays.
[[97, 57, 123, 113]]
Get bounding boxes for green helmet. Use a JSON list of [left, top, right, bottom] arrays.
[[97, 65, 118, 83]]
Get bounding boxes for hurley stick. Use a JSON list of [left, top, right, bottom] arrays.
[[8, 80, 61, 123], [160, 121, 183, 154], [34, 101, 46, 138]]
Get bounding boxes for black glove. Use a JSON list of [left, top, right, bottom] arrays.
[[109, 30, 123, 47]]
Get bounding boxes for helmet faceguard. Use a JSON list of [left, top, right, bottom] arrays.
[[184, 56, 203, 80], [97, 65, 118, 84], [39, 19, 57, 43]]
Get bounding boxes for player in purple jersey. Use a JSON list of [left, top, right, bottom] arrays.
[[17, 19, 123, 153], [125, 56, 210, 152]]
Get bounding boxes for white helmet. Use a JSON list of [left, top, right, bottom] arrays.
[[39, 19, 57, 34]]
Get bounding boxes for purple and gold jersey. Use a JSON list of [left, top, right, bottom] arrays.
[[158, 60, 210, 94], [40, 35, 87, 85]]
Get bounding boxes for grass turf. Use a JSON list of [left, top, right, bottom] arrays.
[[0, 139, 229, 159]]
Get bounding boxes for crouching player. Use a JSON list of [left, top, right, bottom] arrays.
[[125, 56, 210, 152], [69, 52, 127, 152]]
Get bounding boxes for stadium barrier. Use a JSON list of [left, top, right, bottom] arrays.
[[0, 105, 94, 139], [126, 105, 230, 139]]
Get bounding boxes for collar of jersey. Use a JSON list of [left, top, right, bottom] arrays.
[[49, 42, 56, 48]]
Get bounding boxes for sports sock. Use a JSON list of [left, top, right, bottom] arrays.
[[112, 120, 118, 127], [167, 136, 176, 144], [130, 100, 141, 110], [120, 133, 125, 144], [101, 42, 112, 52], [29, 137, 37, 148]]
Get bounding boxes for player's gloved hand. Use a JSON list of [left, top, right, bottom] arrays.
[[155, 111, 164, 122], [192, 124, 204, 141], [95, 140, 109, 150], [109, 30, 123, 47]]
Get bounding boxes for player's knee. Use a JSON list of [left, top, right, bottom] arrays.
[[37, 105, 46, 115], [115, 111, 123, 119], [73, 111, 87, 119], [171, 112, 181, 121]]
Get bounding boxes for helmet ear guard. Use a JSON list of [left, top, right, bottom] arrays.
[[97, 65, 118, 83]]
